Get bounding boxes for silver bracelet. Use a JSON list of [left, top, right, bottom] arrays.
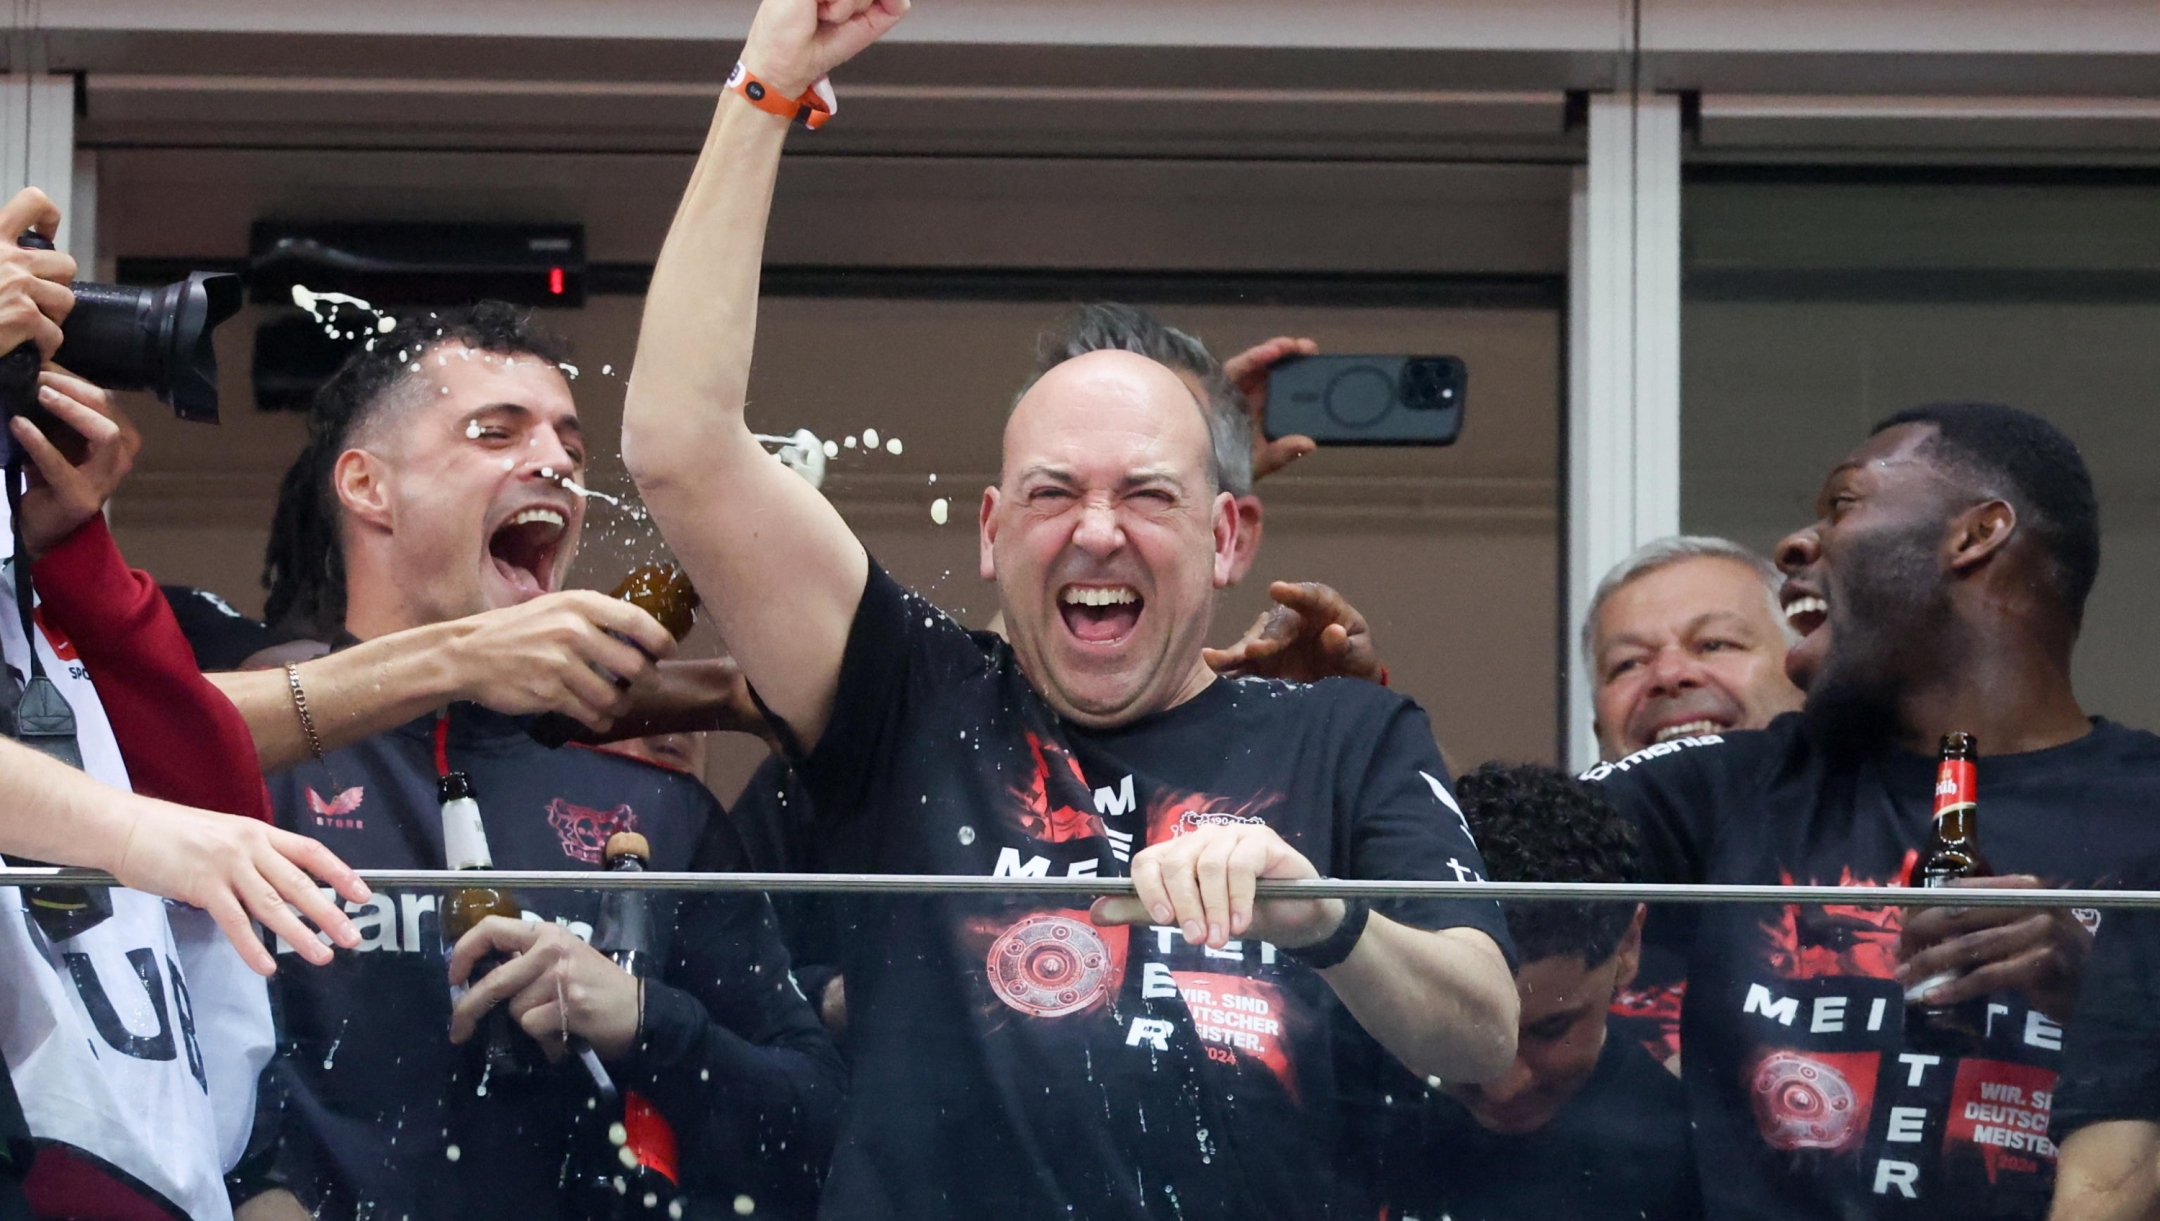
[[284, 662, 326, 766]]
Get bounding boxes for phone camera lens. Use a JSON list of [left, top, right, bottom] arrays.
[[1400, 359, 1455, 410]]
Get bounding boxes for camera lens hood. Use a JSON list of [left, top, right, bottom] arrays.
[[58, 273, 244, 423]]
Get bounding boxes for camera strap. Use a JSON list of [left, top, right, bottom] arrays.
[[0, 451, 80, 769], [2, 443, 111, 941]]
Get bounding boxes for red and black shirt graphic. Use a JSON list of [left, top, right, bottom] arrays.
[[1588, 714, 2160, 1221], [786, 563, 1510, 1221]]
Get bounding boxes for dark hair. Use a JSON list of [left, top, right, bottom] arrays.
[[1871, 402, 2100, 624], [1023, 303, 1254, 496], [1455, 762, 1641, 967], [260, 301, 572, 637]]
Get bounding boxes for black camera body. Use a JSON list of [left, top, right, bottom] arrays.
[[1264, 355, 1467, 447], [0, 232, 241, 459]]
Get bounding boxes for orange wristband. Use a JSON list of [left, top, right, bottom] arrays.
[[726, 62, 836, 130]]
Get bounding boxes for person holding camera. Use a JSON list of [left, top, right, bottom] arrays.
[[620, 5, 1518, 1218], [0, 188, 370, 1221]]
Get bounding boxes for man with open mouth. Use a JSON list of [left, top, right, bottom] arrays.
[[1585, 535, 1804, 764], [621, 1, 1520, 1217], [1583, 401, 2160, 1221], [228, 303, 842, 1221]]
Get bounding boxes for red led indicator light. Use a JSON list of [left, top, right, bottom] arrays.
[[548, 266, 565, 295]]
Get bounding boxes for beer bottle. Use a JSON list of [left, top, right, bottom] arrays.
[[437, 770, 538, 1082], [1904, 732, 1993, 1052], [581, 832, 682, 1219], [530, 564, 701, 749]]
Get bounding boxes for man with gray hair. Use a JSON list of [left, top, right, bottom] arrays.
[[1580, 536, 1805, 1075], [1583, 535, 1804, 763]]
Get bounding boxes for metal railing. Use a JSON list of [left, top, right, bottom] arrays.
[[1, 866, 2152, 907]]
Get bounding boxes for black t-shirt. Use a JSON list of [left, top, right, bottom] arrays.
[[159, 585, 282, 671], [257, 703, 843, 1221], [1376, 1025, 1701, 1221], [786, 563, 1510, 1221], [1588, 714, 2160, 1220], [717, 757, 846, 1010], [2051, 857, 2160, 1142]]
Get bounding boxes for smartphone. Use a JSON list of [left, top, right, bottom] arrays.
[[1264, 355, 1465, 446]]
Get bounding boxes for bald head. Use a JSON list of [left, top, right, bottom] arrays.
[[1007, 348, 1223, 493]]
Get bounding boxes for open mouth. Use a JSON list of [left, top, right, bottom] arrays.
[[1782, 593, 1828, 638], [1058, 584, 1143, 645], [487, 505, 568, 599], [1653, 718, 1727, 744]]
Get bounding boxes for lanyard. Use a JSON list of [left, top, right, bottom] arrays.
[[433, 707, 453, 779]]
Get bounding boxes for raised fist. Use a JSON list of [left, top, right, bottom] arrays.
[[742, 0, 911, 100]]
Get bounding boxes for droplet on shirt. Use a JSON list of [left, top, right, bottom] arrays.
[[958, 826, 976, 845], [930, 498, 950, 525]]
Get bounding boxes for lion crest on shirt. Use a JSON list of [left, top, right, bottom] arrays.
[[547, 798, 639, 864]]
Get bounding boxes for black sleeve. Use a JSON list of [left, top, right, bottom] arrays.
[[1342, 693, 1515, 965], [616, 815, 846, 1209], [2052, 897, 2160, 1140], [1579, 736, 1736, 885], [792, 562, 984, 856], [158, 584, 280, 672]]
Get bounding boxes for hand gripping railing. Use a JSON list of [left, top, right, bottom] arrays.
[[0, 867, 2155, 907]]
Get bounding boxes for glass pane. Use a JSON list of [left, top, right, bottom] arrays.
[[37, 871, 2130, 1220], [1681, 173, 2160, 730]]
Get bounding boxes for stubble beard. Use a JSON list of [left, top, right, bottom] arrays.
[[1803, 517, 1957, 756]]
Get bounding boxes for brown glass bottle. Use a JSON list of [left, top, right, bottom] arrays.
[[437, 770, 537, 1081], [1904, 733, 1993, 1053], [529, 564, 701, 748]]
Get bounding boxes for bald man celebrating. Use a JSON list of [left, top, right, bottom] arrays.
[[618, 2, 1517, 1217]]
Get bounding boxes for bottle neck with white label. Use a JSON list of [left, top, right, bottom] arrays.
[[437, 771, 494, 872]]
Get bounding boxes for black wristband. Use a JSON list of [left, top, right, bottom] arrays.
[[1282, 897, 1370, 970]]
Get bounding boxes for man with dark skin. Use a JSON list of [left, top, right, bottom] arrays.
[[1586, 402, 2144, 1219]]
